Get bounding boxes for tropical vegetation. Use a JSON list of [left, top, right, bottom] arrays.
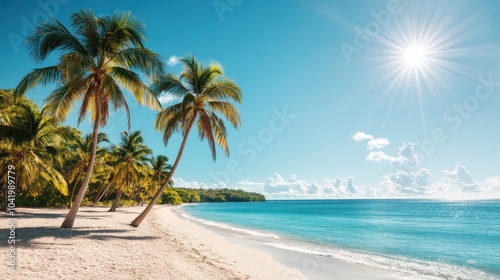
[[1, 9, 262, 229], [13, 9, 164, 228], [0, 92, 263, 211]]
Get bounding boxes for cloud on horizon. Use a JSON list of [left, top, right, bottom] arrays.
[[170, 133, 500, 200], [172, 168, 500, 199]]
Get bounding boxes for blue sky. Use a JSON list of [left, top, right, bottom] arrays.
[[1, 0, 500, 199]]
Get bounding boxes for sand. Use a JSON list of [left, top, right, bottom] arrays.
[[1, 206, 305, 280]]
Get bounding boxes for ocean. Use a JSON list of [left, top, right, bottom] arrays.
[[181, 199, 500, 280]]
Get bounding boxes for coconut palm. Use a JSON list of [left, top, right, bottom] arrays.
[[65, 132, 109, 208], [109, 130, 151, 212], [91, 151, 118, 206], [14, 9, 164, 228], [131, 55, 242, 227], [0, 103, 69, 211], [148, 155, 172, 196]]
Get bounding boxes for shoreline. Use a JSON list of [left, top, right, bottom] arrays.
[[175, 205, 429, 280]]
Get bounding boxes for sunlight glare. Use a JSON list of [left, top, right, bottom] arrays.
[[403, 46, 428, 67]]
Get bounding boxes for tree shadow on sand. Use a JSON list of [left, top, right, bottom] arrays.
[[0, 226, 159, 246], [1, 211, 159, 245]]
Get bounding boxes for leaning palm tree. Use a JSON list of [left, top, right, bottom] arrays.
[[109, 130, 151, 212], [14, 9, 164, 228], [131, 55, 242, 227]]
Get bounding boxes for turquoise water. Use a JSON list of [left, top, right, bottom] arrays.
[[182, 200, 500, 279]]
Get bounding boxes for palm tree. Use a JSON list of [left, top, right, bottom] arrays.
[[109, 130, 151, 212], [131, 55, 242, 227], [14, 9, 164, 228], [0, 103, 69, 211], [65, 132, 109, 208], [92, 152, 117, 206], [148, 155, 172, 196]]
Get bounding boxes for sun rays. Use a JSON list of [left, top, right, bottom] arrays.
[[360, 1, 489, 130]]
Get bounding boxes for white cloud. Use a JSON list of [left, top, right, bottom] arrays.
[[444, 163, 475, 185], [433, 163, 479, 194], [380, 168, 431, 195], [392, 142, 420, 172], [424, 164, 500, 199], [354, 132, 429, 195], [158, 94, 178, 105], [231, 173, 373, 199], [167, 55, 179, 66], [172, 178, 217, 189], [353, 132, 390, 150], [366, 151, 396, 162], [354, 133, 500, 199]]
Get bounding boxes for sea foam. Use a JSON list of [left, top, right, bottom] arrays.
[[265, 241, 498, 280], [181, 213, 281, 240]]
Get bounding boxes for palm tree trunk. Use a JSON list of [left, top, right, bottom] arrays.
[[131, 114, 197, 227], [61, 96, 101, 229], [93, 182, 111, 206], [131, 184, 142, 205], [67, 170, 83, 209], [110, 169, 128, 211], [109, 189, 122, 212]]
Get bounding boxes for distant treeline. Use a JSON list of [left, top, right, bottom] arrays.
[[162, 188, 266, 205]]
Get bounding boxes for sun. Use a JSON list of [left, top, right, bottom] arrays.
[[403, 46, 429, 68], [358, 0, 483, 132]]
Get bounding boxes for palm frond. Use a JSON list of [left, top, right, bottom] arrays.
[[0, 124, 35, 145], [180, 55, 199, 93], [111, 48, 164, 78], [151, 73, 189, 98], [102, 73, 131, 128], [26, 16, 88, 62], [44, 77, 90, 123], [110, 66, 161, 111], [70, 9, 100, 57], [197, 110, 216, 160], [208, 111, 229, 156], [198, 62, 223, 91], [204, 78, 242, 103], [207, 101, 241, 128], [98, 11, 145, 54], [15, 66, 60, 97]]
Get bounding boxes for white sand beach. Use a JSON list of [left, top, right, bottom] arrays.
[[2, 206, 304, 280], [2, 206, 431, 280]]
